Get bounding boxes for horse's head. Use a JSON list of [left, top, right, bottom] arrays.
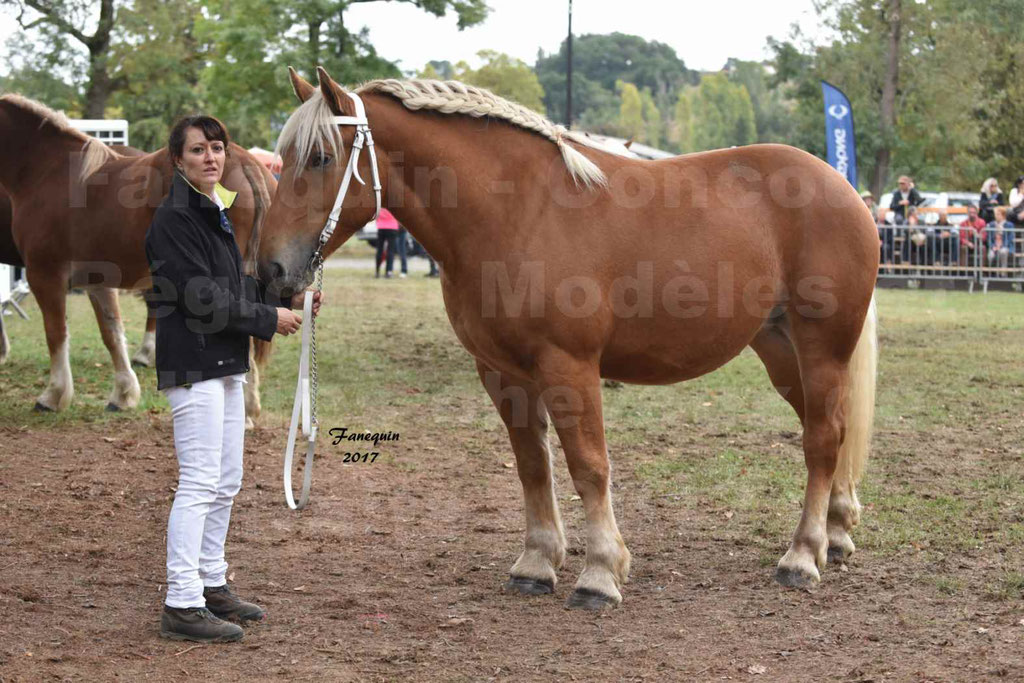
[[260, 67, 384, 294]]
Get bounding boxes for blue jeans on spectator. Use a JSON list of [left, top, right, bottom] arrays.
[[396, 227, 409, 275]]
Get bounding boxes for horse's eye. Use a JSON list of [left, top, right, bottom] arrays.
[[309, 152, 333, 169]]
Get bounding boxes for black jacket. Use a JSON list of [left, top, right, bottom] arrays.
[[145, 173, 281, 390], [889, 186, 924, 223]]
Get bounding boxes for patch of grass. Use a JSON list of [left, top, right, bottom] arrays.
[[932, 575, 965, 596]]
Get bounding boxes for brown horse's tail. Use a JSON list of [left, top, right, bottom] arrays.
[[242, 160, 275, 370], [838, 294, 877, 505]]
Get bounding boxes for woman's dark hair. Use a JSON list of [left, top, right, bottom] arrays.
[[1016, 175, 1024, 188], [168, 115, 230, 165]]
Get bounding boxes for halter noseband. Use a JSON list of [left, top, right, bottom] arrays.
[[310, 90, 382, 269]]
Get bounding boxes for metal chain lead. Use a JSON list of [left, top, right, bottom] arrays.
[[310, 252, 324, 435]]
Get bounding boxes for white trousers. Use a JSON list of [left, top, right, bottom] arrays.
[[164, 375, 246, 608]]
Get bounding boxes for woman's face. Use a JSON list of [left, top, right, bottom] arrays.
[[178, 127, 225, 193]]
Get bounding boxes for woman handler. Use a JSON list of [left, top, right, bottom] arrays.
[[145, 116, 320, 642]]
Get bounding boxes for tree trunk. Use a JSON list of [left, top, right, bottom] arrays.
[[309, 21, 321, 74], [872, 0, 901, 198], [83, 46, 112, 118]]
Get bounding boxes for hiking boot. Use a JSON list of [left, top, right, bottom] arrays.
[[160, 606, 243, 643], [203, 584, 266, 623]]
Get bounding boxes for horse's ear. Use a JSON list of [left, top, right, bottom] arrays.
[[288, 66, 315, 103], [315, 66, 352, 116]]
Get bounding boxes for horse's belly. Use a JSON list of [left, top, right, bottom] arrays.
[[599, 316, 761, 385]]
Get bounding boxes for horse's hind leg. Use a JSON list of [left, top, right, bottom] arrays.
[[243, 342, 261, 430], [535, 353, 629, 609], [87, 288, 141, 411], [773, 346, 847, 588], [130, 299, 156, 367], [28, 268, 74, 411], [0, 309, 9, 364], [475, 360, 566, 595]]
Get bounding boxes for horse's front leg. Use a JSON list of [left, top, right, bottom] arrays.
[[537, 353, 630, 609], [130, 302, 156, 368], [27, 267, 74, 411], [87, 288, 141, 411], [476, 360, 566, 594]]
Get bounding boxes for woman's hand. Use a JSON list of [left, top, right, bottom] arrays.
[[289, 289, 325, 317], [275, 308, 303, 336]]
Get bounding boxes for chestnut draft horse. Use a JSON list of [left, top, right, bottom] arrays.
[[260, 68, 879, 609], [0, 146, 146, 367], [0, 94, 276, 419]]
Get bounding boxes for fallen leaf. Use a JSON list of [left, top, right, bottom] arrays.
[[747, 664, 767, 675], [724, 511, 734, 520], [293, 586, 306, 592], [975, 627, 989, 634], [441, 617, 473, 628], [102, 437, 116, 443], [701, 401, 712, 407], [502, 462, 513, 469]]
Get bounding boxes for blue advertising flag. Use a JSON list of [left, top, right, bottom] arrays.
[[821, 81, 857, 188]]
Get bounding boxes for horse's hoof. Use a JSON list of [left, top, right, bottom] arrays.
[[827, 546, 849, 565], [130, 359, 150, 369], [565, 588, 618, 610], [105, 402, 122, 412], [33, 402, 54, 413], [504, 576, 554, 596], [774, 566, 819, 589]]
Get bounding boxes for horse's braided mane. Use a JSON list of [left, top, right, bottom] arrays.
[[357, 78, 619, 188], [275, 78, 624, 189], [0, 93, 118, 182]]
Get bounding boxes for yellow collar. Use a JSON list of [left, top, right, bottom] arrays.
[[179, 173, 237, 209]]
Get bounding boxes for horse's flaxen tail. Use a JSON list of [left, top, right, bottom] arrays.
[[838, 294, 877, 496]]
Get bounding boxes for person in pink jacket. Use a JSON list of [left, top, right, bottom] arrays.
[[375, 208, 401, 278]]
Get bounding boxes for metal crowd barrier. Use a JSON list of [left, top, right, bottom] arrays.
[[877, 224, 1023, 291]]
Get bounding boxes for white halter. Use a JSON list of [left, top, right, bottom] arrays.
[[284, 90, 382, 510], [313, 90, 382, 260]]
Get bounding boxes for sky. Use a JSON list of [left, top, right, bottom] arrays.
[[346, 0, 827, 74]]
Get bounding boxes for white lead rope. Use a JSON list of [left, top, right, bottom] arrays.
[[283, 291, 316, 510], [282, 90, 380, 510]]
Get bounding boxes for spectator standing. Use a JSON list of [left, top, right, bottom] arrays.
[[395, 225, 409, 278], [1008, 175, 1024, 225], [860, 190, 875, 214], [959, 204, 987, 267], [375, 208, 400, 279], [987, 206, 1015, 271], [978, 177, 1005, 224], [889, 176, 924, 224]]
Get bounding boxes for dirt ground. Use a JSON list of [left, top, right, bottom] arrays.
[[1, 403, 1022, 683]]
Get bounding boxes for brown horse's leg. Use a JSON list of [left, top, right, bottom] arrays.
[[536, 354, 630, 609], [28, 268, 74, 411], [243, 342, 261, 430], [130, 299, 156, 367], [750, 323, 806, 422], [752, 317, 873, 567], [87, 288, 142, 411], [774, 348, 847, 588], [475, 360, 566, 595], [0, 308, 8, 364]]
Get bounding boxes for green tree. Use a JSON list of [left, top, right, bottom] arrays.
[[3, 0, 122, 117], [451, 50, 545, 113], [617, 80, 644, 141], [536, 32, 695, 126], [671, 89, 693, 153], [640, 86, 662, 149], [689, 73, 756, 151]]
